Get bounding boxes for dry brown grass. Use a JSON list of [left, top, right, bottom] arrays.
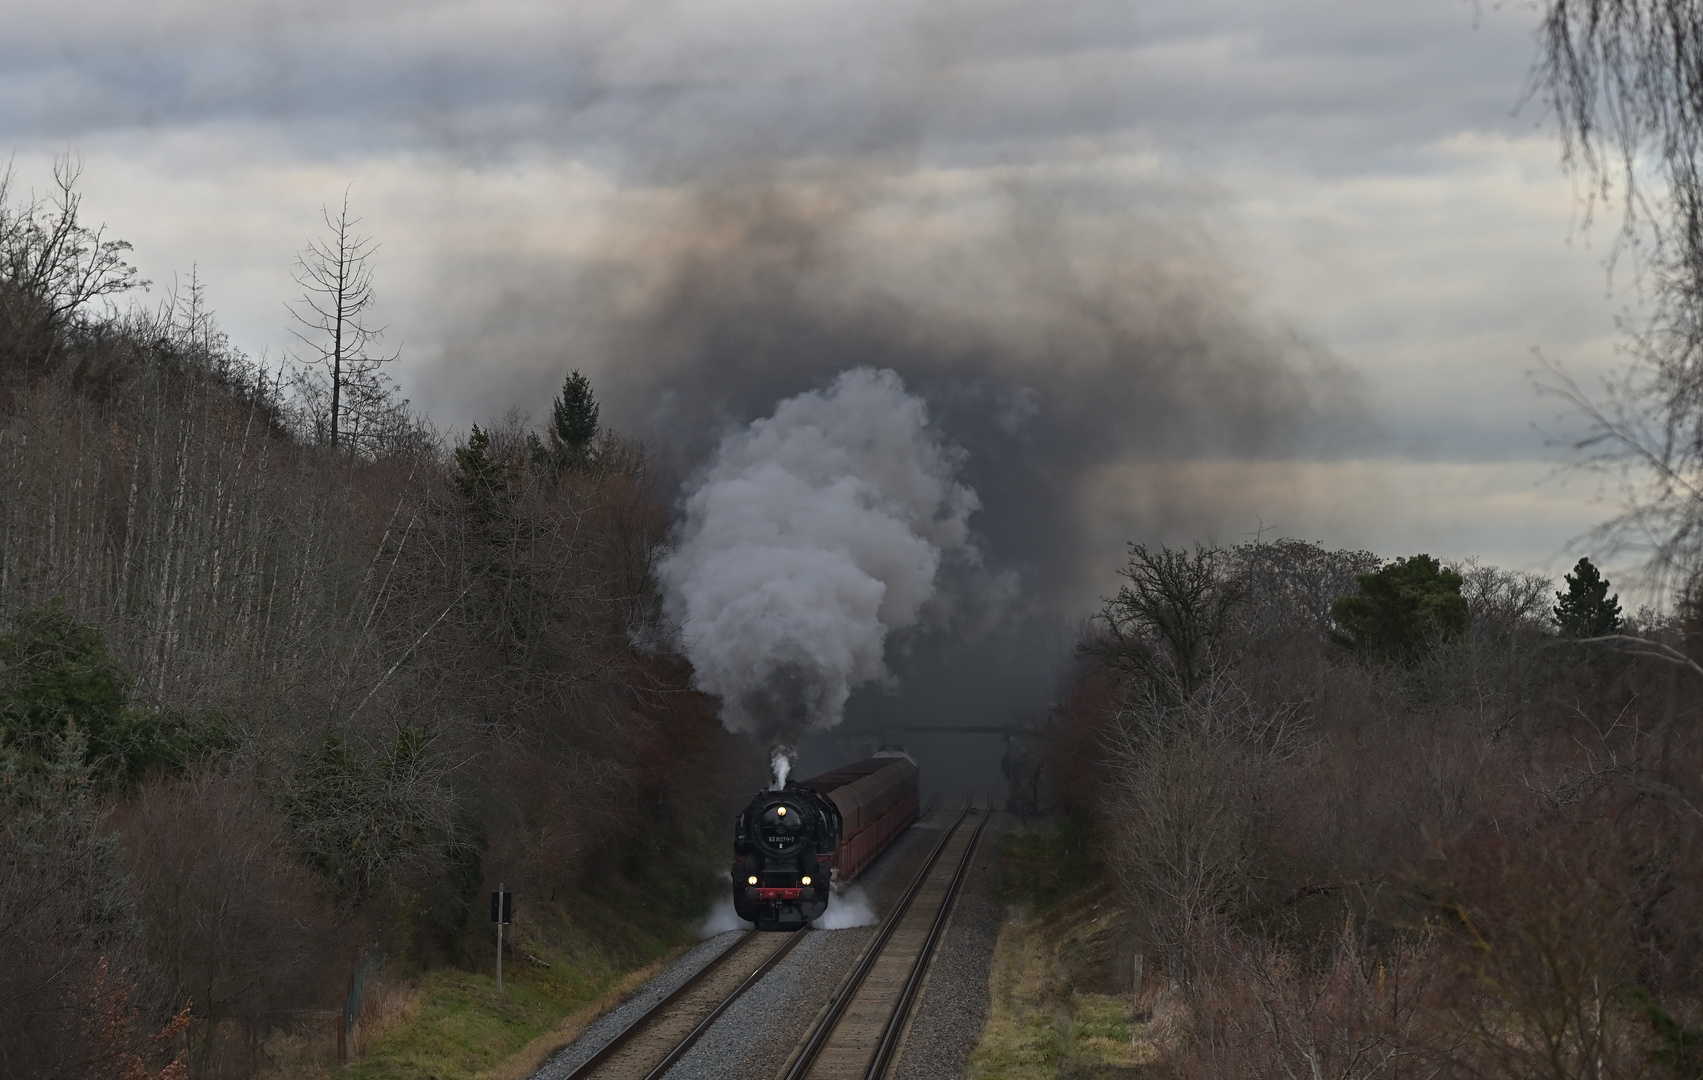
[[969, 871, 1162, 1079], [254, 1017, 337, 1080], [346, 974, 420, 1061]]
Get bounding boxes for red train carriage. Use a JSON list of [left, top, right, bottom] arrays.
[[799, 748, 919, 882]]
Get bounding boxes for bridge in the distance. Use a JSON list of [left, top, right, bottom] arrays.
[[832, 725, 1035, 738], [826, 724, 1048, 814]]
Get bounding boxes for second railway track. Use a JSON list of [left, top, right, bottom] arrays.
[[780, 798, 992, 1080]]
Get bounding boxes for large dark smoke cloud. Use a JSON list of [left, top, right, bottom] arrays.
[[431, 165, 1364, 785], [596, 178, 1354, 570]]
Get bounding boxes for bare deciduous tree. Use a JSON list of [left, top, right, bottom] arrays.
[[1102, 669, 1306, 976], [1087, 543, 1245, 698], [287, 190, 397, 453], [1536, 2, 1703, 588], [123, 765, 350, 1077], [0, 155, 146, 350]]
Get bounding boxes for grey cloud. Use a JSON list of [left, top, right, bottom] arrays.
[[3, 0, 1571, 756], [4, 0, 1543, 174]]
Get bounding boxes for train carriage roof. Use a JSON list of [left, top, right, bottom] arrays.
[[796, 752, 916, 795]]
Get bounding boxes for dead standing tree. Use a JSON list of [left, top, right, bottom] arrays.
[[287, 190, 396, 452]]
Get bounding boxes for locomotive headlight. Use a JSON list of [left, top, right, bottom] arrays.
[[801, 876, 812, 885], [747, 875, 758, 885], [776, 806, 786, 816]]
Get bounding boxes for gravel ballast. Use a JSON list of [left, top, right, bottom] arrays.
[[889, 811, 1010, 1080], [529, 804, 1006, 1080], [529, 931, 746, 1080]]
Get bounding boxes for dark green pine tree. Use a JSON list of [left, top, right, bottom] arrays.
[[454, 423, 520, 528], [1330, 554, 1471, 662], [531, 370, 600, 476], [553, 371, 599, 450], [1553, 557, 1623, 638]]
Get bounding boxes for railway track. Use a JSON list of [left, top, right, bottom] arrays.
[[557, 799, 988, 1080], [778, 798, 992, 1080], [561, 927, 809, 1080]]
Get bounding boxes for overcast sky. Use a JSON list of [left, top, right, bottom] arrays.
[[4, 0, 1636, 599]]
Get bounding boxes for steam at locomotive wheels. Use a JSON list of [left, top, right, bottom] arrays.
[[732, 749, 919, 930]]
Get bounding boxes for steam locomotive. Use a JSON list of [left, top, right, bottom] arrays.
[[731, 749, 919, 930]]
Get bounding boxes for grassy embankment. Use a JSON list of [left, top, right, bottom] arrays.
[[967, 818, 1163, 1080], [269, 876, 710, 1080]]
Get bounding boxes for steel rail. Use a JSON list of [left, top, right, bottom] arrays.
[[562, 927, 795, 1080], [779, 801, 976, 1080], [637, 927, 809, 1080], [864, 805, 992, 1079]]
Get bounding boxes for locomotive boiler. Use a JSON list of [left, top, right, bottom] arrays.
[[731, 748, 919, 930]]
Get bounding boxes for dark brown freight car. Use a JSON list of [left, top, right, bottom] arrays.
[[797, 749, 919, 882]]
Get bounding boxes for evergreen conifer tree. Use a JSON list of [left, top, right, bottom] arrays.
[[1330, 554, 1470, 661], [553, 371, 599, 452], [1553, 557, 1623, 637], [531, 370, 600, 476]]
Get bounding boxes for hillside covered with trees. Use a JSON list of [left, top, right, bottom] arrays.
[[0, 162, 753, 1079]]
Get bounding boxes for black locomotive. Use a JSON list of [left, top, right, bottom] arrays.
[[731, 784, 842, 931]]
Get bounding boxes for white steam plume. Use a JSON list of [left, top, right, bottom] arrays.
[[814, 883, 878, 929], [659, 368, 979, 752]]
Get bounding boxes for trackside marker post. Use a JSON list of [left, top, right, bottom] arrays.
[[491, 885, 513, 993]]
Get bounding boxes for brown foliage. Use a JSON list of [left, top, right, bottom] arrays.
[[87, 959, 192, 1080], [118, 766, 353, 1078], [1176, 921, 1451, 1080]]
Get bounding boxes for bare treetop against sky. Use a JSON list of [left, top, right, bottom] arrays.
[[5, 0, 1628, 587]]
